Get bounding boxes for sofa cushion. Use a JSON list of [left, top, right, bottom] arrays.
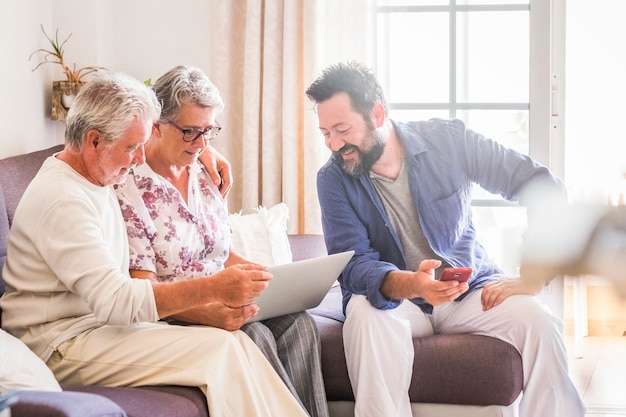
[[0, 329, 62, 392], [229, 203, 292, 266], [308, 279, 344, 322], [314, 315, 353, 401]]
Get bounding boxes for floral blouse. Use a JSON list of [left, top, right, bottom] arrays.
[[114, 162, 231, 282]]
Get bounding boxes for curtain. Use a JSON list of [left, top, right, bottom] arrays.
[[207, 0, 374, 234]]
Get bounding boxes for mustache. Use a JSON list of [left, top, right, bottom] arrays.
[[333, 144, 358, 158]]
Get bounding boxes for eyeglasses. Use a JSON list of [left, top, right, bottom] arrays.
[[167, 120, 222, 142]]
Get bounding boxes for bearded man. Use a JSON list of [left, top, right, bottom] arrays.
[[305, 61, 585, 417]]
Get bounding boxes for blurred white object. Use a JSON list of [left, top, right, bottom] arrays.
[[520, 180, 626, 297]]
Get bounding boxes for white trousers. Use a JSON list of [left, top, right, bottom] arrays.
[[343, 290, 586, 417], [47, 322, 309, 417]]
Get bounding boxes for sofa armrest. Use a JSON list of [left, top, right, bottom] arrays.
[[12, 390, 126, 417], [66, 386, 208, 417], [410, 333, 523, 405]]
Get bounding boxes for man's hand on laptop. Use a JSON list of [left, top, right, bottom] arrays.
[[200, 302, 260, 331], [214, 264, 271, 307]]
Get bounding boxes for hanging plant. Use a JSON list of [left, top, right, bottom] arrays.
[[29, 25, 104, 83], [29, 25, 106, 120]]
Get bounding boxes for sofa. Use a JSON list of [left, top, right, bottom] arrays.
[[0, 145, 524, 417]]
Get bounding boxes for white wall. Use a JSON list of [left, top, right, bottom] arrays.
[[0, 0, 214, 159], [0, 0, 60, 158]]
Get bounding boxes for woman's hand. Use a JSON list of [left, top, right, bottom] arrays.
[[198, 145, 232, 198]]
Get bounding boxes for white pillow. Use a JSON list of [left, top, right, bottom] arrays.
[[229, 203, 292, 266], [0, 329, 62, 392]]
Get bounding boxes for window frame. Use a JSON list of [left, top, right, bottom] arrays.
[[374, 0, 555, 199]]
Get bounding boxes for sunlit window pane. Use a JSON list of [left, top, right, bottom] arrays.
[[377, 12, 449, 103], [389, 109, 450, 122], [472, 206, 527, 276], [456, 11, 529, 103], [377, 0, 449, 5], [456, 109, 529, 155], [458, 109, 530, 203], [457, 0, 528, 5]]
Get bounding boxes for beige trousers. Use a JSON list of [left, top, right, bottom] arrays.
[[47, 322, 309, 417]]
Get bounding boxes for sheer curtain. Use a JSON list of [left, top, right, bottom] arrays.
[[207, 0, 374, 234]]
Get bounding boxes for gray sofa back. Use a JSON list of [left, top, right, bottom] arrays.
[[0, 145, 64, 227], [0, 145, 65, 325]]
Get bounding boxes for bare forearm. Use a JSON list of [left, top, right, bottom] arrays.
[[130, 270, 223, 319], [165, 302, 258, 331], [166, 305, 213, 325], [379, 270, 420, 300], [152, 278, 220, 318], [150, 265, 270, 318]]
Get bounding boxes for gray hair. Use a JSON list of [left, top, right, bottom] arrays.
[[152, 65, 224, 123], [65, 72, 161, 150]]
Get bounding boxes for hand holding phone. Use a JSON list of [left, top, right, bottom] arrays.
[[439, 267, 472, 282]]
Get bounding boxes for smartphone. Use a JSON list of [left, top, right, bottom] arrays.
[[439, 267, 472, 282]]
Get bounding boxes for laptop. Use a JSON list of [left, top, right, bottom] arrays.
[[247, 250, 354, 322]]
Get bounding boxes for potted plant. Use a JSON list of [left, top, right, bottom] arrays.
[[30, 25, 104, 120]]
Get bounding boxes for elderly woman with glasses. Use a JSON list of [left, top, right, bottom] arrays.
[[114, 65, 329, 417]]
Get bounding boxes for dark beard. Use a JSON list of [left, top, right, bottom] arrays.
[[334, 130, 385, 177]]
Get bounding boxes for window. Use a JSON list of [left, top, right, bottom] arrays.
[[375, 0, 551, 276]]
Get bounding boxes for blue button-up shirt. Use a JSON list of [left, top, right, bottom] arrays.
[[317, 118, 564, 314]]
